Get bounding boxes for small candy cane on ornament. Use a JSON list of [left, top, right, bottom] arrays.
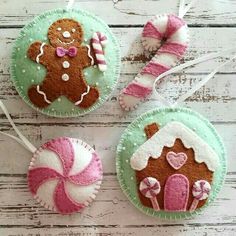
[[139, 177, 161, 211], [189, 180, 211, 212], [91, 32, 108, 72]]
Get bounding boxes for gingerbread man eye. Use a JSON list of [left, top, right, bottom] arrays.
[[57, 27, 62, 31], [71, 28, 76, 33]]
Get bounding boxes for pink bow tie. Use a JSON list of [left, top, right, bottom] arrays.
[[56, 46, 78, 57]]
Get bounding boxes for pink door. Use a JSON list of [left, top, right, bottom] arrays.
[[164, 174, 189, 211]]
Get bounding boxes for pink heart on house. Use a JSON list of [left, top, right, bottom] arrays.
[[166, 151, 188, 170]]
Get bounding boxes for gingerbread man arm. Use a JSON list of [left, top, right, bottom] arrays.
[[27, 41, 54, 66], [77, 45, 96, 69]]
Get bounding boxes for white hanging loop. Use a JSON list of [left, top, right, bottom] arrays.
[[179, 0, 198, 18], [153, 47, 236, 107], [66, 0, 75, 11], [0, 101, 37, 153]]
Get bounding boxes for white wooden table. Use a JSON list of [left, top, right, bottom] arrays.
[[0, 0, 236, 235]]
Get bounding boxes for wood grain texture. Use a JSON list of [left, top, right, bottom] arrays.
[[0, 0, 236, 235]]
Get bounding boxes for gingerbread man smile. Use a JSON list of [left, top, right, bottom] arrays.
[[27, 18, 106, 109]]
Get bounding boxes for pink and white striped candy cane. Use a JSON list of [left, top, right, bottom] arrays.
[[139, 177, 161, 211], [119, 14, 189, 111], [91, 32, 108, 72]]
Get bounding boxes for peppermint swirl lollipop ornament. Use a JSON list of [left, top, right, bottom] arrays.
[[11, 7, 120, 117], [0, 101, 103, 214]]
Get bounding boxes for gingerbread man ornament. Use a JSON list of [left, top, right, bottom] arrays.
[[27, 18, 103, 109]]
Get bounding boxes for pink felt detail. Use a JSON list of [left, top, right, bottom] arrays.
[[164, 174, 189, 211], [192, 180, 210, 200], [166, 151, 188, 170], [28, 167, 62, 194], [69, 153, 103, 185], [123, 82, 152, 98], [56, 47, 78, 57], [54, 180, 85, 214], [141, 62, 170, 77], [28, 138, 103, 214], [140, 177, 161, 198], [142, 21, 163, 40], [42, 137, 74, 176], [165, 14, 186, 38], [159, 42, 188, 58]]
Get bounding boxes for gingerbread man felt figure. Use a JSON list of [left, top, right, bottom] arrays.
[[27, 18, 103, 109]]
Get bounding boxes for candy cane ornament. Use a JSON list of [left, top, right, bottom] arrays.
[[118, 0, 200, 111], [189, 180, 211, 212], [139, 177, 161, 211], [91, 32, 108, 72]]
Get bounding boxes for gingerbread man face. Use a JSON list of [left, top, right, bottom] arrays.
[[48, 19, 83, 48]]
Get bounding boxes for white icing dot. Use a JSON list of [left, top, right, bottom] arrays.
[[58, 98, 61, 102], [57, 27, 62, 31], [61, 73, 69, 81], [29, 38, 33, 42], [106, 86, 110, 89], [125, 159, 129, 163], [72, 28, 76, 33], [17, 48, 20, 51], [95, 82, 99, 86], [131, 177, 134, 180], [37, 66, 41, 70], [122, 147, 126, 150], [72, 108, 75, 111], [62, 61, 70, 69], [84, 72, 88, 76], [84, 38, 87, 42], [22, 69, 26, 73], [24, 55, 27, 58], [134, 143, 137, 146], [31, 79, 34, 82]]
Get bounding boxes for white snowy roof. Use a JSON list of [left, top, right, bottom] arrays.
[[130, 121, 219, 172]]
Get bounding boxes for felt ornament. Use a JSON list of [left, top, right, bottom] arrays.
[[116, 49, 235, 219], [11, 0, 120, 117], [119, 0, 198, 111], [0, 101, 103, 215]]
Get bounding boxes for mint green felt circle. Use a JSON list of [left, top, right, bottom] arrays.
[[11, 8, 120, 117], [116, 107, 227, 220]]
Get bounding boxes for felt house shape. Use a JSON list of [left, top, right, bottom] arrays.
[[130, 121, 219, 212]]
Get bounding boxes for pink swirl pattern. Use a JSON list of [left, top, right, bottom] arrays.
[[28, 137, 103, 214]]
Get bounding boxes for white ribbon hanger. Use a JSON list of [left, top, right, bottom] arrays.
[[153, 47, 236, 107], [179, 0, 198, 18], [0, 101, 37, 153]]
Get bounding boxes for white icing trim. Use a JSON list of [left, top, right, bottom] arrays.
[[86, 45, 94, 65], [74, 85, 90, 105], [36, 42, 46, 63], [130, 121, 219, 172], [36, 85, 51, 104], [58, 38, 75, 45]]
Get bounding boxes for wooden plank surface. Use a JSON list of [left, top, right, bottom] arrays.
[[0, 0, 236, 235]]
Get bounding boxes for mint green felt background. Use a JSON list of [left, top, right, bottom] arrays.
[[11, 8, 120, 117], [116, 107, 227, 220]]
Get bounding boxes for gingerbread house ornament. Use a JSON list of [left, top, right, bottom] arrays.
[[116, 107, 226, 219], [131, 121, 219, 212]]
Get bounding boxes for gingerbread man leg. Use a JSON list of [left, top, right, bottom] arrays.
[[28, 77, 60, 108], [66, 79, 99, 109]]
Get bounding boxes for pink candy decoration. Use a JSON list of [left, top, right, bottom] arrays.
[[28, 137, 103, 214], [139, 177, 161, 211], [189, 180, 211, 212], [164, 174, 189, 211], [166, 151, 188, 170], [91, 32, 108, 72]]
